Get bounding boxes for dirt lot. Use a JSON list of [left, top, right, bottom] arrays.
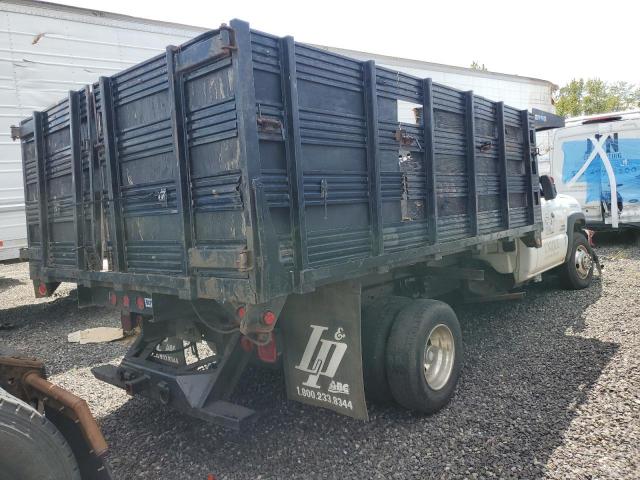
[[1, 234, 639, 479]]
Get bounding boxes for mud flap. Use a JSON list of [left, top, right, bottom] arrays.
[[279, 281, 368, 421]]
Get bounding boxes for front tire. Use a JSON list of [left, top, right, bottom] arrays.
[[0, 387, 80, 480], [560, 232, 593, 290], [385, 299, 463, 413]]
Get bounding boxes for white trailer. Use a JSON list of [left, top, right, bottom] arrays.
[[0, 0, 202, 260], [538, 110, 640, 229]]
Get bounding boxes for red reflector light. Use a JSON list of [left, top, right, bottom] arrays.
[[262, 310, 276, 326], [240, 336, 254, 352], [257, 334, 277, 363], [109, 292, 118, 306], [122, 295, 130, 308], [136, 296, 145, 310], [37, 283, 47, 296], [236, 306, 246, 319]]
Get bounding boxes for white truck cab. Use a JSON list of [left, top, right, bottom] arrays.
[[474, 176, 594, 291]]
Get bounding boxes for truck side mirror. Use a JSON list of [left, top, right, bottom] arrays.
[[540, 175, 557, 200]]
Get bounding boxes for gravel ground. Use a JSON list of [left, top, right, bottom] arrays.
[[1, 233, 639, 479]]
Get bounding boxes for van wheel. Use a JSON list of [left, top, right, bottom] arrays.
[[560, 232, 593, 289], [361, 296, 412, 403], [0, 387, 80, 480], [385, 299, 463, 413]]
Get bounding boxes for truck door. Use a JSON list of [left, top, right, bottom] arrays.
[[536, 194, 567, 273]]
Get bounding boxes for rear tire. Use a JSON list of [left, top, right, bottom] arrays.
[[0, 387, 80, 480], [560, 232, 593, 290], [361, 295, 412, 403], [386, 299, 463, 413]]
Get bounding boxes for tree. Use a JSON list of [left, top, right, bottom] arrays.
[[554, 79, 584, 117], [554, 78, 640, 117], [582, 78, 609, 115]]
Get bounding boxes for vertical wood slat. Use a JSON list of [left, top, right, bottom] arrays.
[[520, 110, 537, 225], [422, 78, 438, 244], [68, 90, 85, 270], [98, 76, 125, 271], [230, 19, 267, 298], [496, 102, 510, 229], [33, 111, 48, 265], [85, 86, 102, 264], [364, 61, 383, 256], [166, 47, 192, 275], [281, 35, 309, 282], [465, 91, 479, 236]]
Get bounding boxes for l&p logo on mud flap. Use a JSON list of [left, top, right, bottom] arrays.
[[295, 325, 348, 390]]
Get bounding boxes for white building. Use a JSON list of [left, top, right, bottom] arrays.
[[0, 0, 557, 260]]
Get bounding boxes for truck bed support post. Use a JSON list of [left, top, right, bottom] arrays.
[[465, 91, 479, 236], [521, 110, 537, 225], [496, 102, 510, 229], [86, 86, 102, 265], [422, 78, 438, 244], [166, 47, 193, 275], [281, 35, 309, 288], [68, 90, 85, 270], [98, 76, 125, 271], [33, 111, 49, 265], [364, 61, 383, 256], [230, 19, 264, 298]]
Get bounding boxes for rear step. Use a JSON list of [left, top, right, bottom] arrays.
[[93, 364, 256, 430], [91, 325, 257, 431]]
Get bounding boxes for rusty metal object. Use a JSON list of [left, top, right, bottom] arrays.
[[0, 353, 111, 478], [0, 354, 45, 400], [23, 372, 108, 457]]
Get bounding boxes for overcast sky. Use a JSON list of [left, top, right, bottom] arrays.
[[47, 0, 639, 87]]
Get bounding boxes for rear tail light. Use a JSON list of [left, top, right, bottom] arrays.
[[37, 283, 47, 296], [136, 296, 145, 310], [109, 292, 118, 306], [257, 334, 277, 363], [262, 310, 276, 326], [236, 306, 246, 319], [122, 295, 130, 308]]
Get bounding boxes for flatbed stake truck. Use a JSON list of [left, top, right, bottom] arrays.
[[11, 20, 595, 435]]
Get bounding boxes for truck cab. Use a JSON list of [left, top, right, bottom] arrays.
[[475, 175, 593, 289]]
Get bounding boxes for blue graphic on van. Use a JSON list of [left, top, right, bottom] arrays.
[[561, 137, 640, 206]]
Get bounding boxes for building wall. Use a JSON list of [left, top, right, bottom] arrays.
[[0, 0, 203, 259]]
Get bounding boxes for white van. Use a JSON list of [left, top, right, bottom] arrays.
[[537, 111, 640, 229]]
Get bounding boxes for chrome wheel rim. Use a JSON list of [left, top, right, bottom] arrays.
[[574, 244, 592, 280], [423, 324, 455, 391]]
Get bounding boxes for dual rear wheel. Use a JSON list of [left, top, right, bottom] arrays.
[[362, 297, 463, 413]]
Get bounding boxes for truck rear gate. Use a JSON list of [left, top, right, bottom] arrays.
[[15, 20, 542, 427]]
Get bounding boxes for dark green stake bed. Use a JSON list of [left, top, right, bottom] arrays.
[[14, 19, 543, 427]]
